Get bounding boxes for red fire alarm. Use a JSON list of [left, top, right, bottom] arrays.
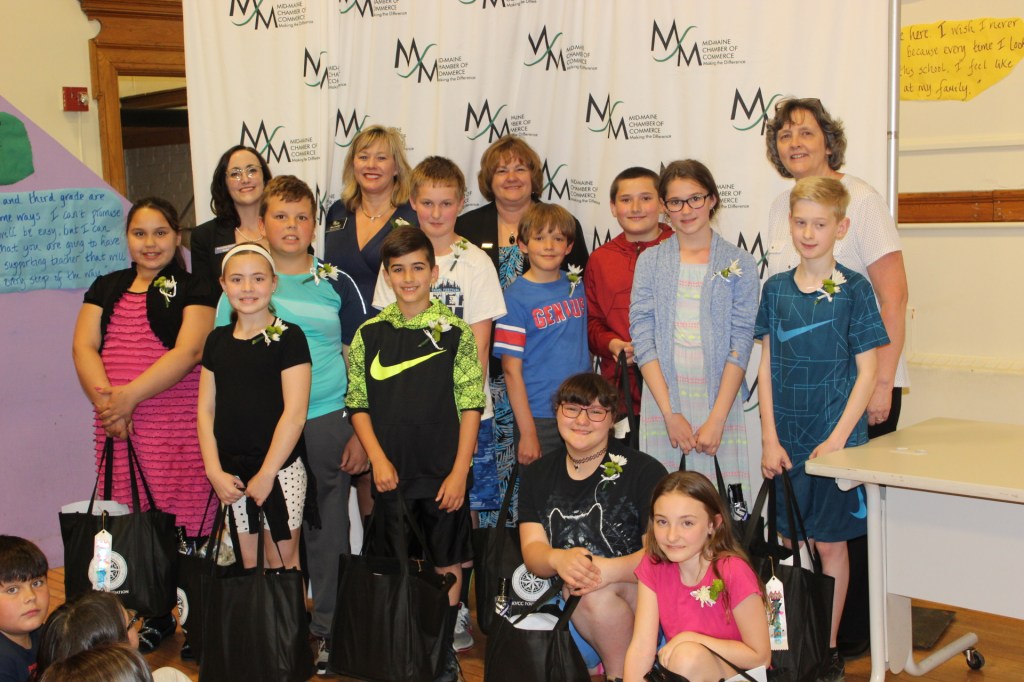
[[62, 87, 89, 112]]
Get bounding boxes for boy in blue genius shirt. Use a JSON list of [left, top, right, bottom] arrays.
[[756, 176, 889, 682], [347, 226, 484, 682], [0, 536, 49, 682], [493, 203, 590, 465]]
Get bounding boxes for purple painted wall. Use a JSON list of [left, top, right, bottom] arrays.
[[0, 96, 131, 565]]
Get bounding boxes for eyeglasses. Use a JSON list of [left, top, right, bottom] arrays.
[[226, 165, 262, 182], [125, 610, 141, 630], [559, 403, 611, 422], [664, 194, 709, 212]]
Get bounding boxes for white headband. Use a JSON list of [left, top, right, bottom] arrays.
[[221, 243, 277, 275]]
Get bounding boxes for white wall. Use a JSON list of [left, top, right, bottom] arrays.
[[897, 0, 1024, 427], [1, 0, 103, 176]]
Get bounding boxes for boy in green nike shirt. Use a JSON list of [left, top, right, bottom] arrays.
[[347, 226, 484, 674]]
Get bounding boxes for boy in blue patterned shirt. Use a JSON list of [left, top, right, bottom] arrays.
[[755, 176, 889, 682]]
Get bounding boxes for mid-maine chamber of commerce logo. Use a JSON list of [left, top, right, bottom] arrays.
[[230, 0, 277, 29], [395, 38, 437, 82], [585, 94, 627, 139], [731, 88, 783, 135], [335, 109, 369, 148], [652, 19, 745, 67], [465, 100, 508, 142], [541, 160, 570, 201], [339, 0, 373, 16], [585, 95, 669, 141], [304, 49, 344, 89], [736, 230, 768, 279], [651, 20, 700, 66], [339, 0, 407, 17], [314, 183, 335, 226], [231, 0, 310, 29], [240, 120, 289, 163], [524, 27, 595, 71]]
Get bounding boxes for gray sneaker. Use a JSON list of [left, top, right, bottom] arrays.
[[452, 602, 474, 652]]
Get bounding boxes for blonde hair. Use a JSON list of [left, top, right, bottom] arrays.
[[789, 176, 850, 221], [341, 125, 412, 211], [411, 156, 466, 200]]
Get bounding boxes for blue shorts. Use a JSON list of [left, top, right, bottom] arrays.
[[777, 457, 866, 542], [469, 418, 500, 511]]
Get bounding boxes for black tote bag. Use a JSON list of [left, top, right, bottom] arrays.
[[329, 493, 456, 682], [484, 580, 589, 682], [199, 507, 313, 682], [59, 437, 178, 617], [472, 462, 552, 636], [743, 473, 834, 682]]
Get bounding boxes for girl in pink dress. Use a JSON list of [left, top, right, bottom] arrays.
[[72, 197, 215, 651]]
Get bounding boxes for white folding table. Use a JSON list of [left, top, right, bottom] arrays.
[[805, 418, 1024, 680]]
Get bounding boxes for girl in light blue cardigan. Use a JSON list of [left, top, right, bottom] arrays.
[[629, 160, 758, 495]]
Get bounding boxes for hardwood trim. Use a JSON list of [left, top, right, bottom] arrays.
[[121, 87, 188, 110], [79, 0, 182, 21], [898, 190, 1024, 224], [79, 0, 184, 195]]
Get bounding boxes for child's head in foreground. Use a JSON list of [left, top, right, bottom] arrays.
[[0, 536, 49, 644], [381, 226, 438, 316], [517, 203, 575, 277]]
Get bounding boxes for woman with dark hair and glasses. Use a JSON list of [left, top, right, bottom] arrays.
[[518, 373, 667, 682], [190, 145, 273, 292], [629, 160, 758, 496], [764, 98, 908, 436]]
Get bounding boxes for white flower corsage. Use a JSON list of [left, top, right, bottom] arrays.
[[421, 318, 452, 350], [567, 264, 583, 297], [392, 217, 412, 229], [691, 578, 725, 608], [307, 259, 340, 286], [449, 237, 469, 271], [152, 276, 177, 308], [254, 318, 288, 346], [712, 259, 743, 282], [816, 269, 846, 303], [600, 453, 627, 484]]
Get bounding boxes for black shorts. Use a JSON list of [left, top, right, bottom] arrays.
[[368, 492, 472, 567]]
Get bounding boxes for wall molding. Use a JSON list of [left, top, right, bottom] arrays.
[[909, 353, 1024, 376], [898, 190, 1024, 224], [900, 133, 1024, 153]]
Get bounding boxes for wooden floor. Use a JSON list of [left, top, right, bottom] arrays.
[[47, 567, 1023, 681]]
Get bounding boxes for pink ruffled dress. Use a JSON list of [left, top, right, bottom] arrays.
[[93, 292, 212, 536]]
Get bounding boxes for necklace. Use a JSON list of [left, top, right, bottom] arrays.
[[566, 447, 608, 471], [235, 225, 264, 242], [360, 202, 393, 221], [508, 232, 517, 245]]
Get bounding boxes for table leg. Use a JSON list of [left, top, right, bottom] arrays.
[[866, 483, 887, 682]]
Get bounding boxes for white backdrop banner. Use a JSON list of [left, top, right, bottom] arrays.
[[184, 0, 892, 485]]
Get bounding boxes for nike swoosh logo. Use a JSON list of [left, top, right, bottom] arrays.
[[369, 349, 445, 380], [850, 487, 867, 519], [776, 320, 829, 343]]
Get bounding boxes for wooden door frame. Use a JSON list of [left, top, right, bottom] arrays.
[[80, 0, 184, 196]]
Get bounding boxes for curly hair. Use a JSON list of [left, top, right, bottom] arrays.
[[765, 97, 847, 179]]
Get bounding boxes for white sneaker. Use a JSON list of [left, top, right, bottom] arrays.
[[452, 603, 474, 652], [314, 637, 330, 676]]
